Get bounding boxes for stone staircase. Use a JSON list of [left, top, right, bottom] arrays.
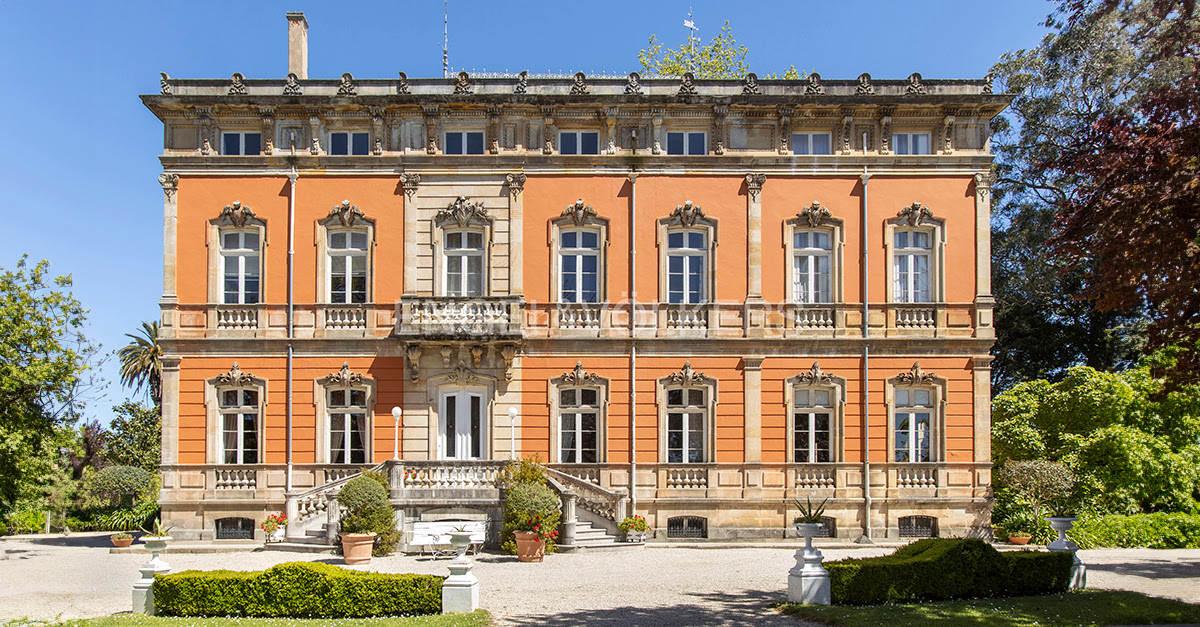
[[558, 519, 643, 552], [264, 522, 336, 553]]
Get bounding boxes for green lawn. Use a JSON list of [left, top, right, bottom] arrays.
[[3, 612, 490, 627], [779, 590, 1200, 626]]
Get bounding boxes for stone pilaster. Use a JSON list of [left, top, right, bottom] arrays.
[[972, 355, 993, 497], [160, 357, 182, 466], [742, 357, 764, 463], [745, 174, 766, 337], [506, 173, 526, 294], [400, 173, 421, 295], [973, 172, 994, 338]]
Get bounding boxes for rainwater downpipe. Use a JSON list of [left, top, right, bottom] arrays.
[[286, 166, 298, 493], [628, 169, 639, 514], [859, 162, 873, 543]]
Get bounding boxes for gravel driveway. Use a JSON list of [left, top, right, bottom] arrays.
[[1, 533, 1197, 626]]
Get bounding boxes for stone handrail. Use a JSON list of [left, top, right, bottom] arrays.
[[395, 296, 524, 339], [544, 466, 628, 524], [213, 467, 258, 490], [285, 461, 386, 539], [396, 460, 507, 489]]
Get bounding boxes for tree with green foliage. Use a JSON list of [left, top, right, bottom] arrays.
[[0, 257, 97, 514], [989, 0, 1197, 388], [638, 20, 799, 80], [118, 321, 162, 407], [105, 401, 161, 472]]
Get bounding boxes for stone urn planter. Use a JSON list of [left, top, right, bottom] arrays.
[[1046, 517, 1078, 551], [788, 523, 831, 605], [448, 530, 474, 560], [514, 531, 545, 562], [341, 532, 376, 565]]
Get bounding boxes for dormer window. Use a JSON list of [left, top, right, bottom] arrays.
[[222, 132, 261, 156], [445, 131, 485, 155], [330, 131, 369, 155], [559, 131, 600, 155]]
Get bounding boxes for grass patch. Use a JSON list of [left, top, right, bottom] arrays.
[[778, 590, 1200, 626], [3, 612, 490, 627]]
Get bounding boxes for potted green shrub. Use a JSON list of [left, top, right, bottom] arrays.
[[337, 475, 396, 565], [110, 532, 134, 548], [996, 460, 1076, 547], [618, 514, 651, 543], [500, 458, 561, 561], [513, 515, 559, 562]]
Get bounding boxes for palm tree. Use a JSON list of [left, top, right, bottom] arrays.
[[118, 321, 162, 406]]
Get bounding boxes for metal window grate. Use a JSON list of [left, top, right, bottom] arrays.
[[667, 516, 708, 539], [899, 515, 938, 538], [817, 516, 837, 538], [215, 517, 254, 540]]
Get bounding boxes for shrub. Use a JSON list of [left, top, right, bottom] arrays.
[[2, 508, 45, 535], [827, 538, 1073, 605], [154, 561, 443, 617], [501, 480, 560, 554], [85, 465, 156, 508], [1071, 512, 1200, 549], [496, 455, 548, 490], [337, 475, 399, 557], [996, 459, 1075, 519]]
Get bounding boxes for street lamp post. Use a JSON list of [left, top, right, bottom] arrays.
[[391, 406, 402, 461]]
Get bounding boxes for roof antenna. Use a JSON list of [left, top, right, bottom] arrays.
[[443, 0, 449, 78], [684, 8, 699, 74]]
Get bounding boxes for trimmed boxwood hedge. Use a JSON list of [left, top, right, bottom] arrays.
[[153, 561, 443, 617], [827, 538, 1073, 605]]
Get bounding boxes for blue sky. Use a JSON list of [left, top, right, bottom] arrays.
[[0, 0, 1052, 424]]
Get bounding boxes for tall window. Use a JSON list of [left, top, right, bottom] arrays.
[[666, 131, 706, 155], [893, 132, 931, 155], [894, 388, 932, 462], [792, 132, 832, 155], [666, 388, 706, 463], [328, 230, 368, 303], [445, 131, 485, 155], [444, 230, 484, 297], [559, 131, 600, 155], [220, 388, 259, 464], [559, 230, 600, 303], [794, 388, 833, 463], [559, 388, 599, 463], [667, 230, 706, 304], [328, 388, 367, 464], [221, 231, 260, 304], [893, 229, 932, 303], [222, 132, 262, 156], [330, 131, 369, 156], [793, 230, 832, 303]]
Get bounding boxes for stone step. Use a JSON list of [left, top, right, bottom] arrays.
[[558, 540, 644, 552], [263, 541, 335, 553]]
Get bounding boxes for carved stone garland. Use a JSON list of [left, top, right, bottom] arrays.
[[625, 72, 643, 95], [795, 201, 832, 228], [219, 201, 256, 227], [560, 361, 599, 386], [898, 202, 934, 226], [283, 73, 302, 95], [896, 362, 937, 385], [436, 196, 490, 227], [216, 362, 256, 387], [570, 72, 589, 95], [228, 73, 247, 96], [453, 71, 473, 95], [667, 362, 706, 387], [745, 174, 766, 202], [561, 199, 596, 226], [322, 362, 364, 387], [670, 200, 707, 227], [505, 173, 527, 200], [327, 200, 365, 227], [742, 73, 761, 95], [336, 72, 357, 96], [796, 362, 836, 385]]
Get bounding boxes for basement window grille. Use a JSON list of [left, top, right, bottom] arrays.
[[667, 516, 708, 539], [215, 517, 255, 540], [898, 515, 938, 538]]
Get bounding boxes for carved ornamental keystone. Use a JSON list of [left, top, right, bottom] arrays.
[[216, 362, 256, 387], [898, 202, 934, 226], [794, 201, 832, 228], [322, 362, 364, 387], [446, 362, 480, 386], [560, 361, 600, 386], [327, 200, 365, 227], [436, 196, 490, 227], [897, 362, 937, 385], [562, 199, 597, 226], [670, 200, 707, 227], [667, 362, 706, 387], [219, 201, 256, 227], [796, 362, 836, 385]]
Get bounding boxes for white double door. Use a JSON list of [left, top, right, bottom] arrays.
[[439, 389, 488, 460]]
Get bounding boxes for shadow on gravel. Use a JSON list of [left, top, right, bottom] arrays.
[[26, 535, 119, 548], [1087, 559, 1200, 580], [499, 588, 794, 627]]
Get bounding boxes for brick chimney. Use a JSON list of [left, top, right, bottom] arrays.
[[287, 12, 308, 79]]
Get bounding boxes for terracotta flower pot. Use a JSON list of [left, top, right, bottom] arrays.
[[1008, 534, 1032, 545], [341, 532, 377, 565], [514, 530, 545, 562], [111, 537, 134, 548]]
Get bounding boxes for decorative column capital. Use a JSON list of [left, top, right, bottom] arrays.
[[399, 173, 421, 200], [506, 173, 527, 200], [745, 173, 766, 202], [158, 173, 179, 200]]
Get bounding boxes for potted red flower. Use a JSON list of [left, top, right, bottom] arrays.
[[619, 515, 651, 543], [260, 513, 287, 543], [513, 515, 558, 562]]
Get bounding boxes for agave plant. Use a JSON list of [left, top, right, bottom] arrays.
[[793, 497, 828, 524]]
